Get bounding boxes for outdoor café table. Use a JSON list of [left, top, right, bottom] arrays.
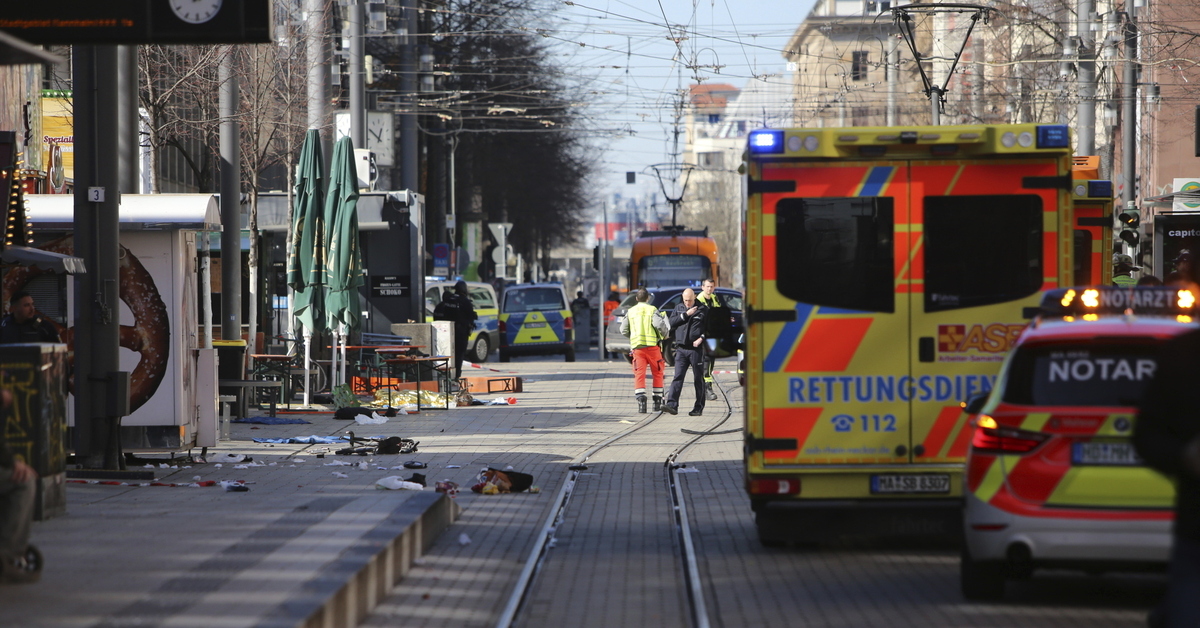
[[250, 354, 296, 408], [380, 355, 452, 412]]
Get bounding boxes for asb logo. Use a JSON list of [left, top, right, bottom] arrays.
[[937, 323, 1025, 353]]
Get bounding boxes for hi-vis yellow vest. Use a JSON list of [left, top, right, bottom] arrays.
[[627, 302, 663, 349]]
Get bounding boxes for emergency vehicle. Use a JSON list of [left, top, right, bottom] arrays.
[[742, 124, 1103, 544], [961, 286, 1194, 599], [629, 227, 720, 289], [1069, 156, 1115, 286]]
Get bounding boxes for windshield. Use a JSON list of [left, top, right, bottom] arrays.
[[503, 287, 566, 313], [1003, 343, 1162, 407], [639, 255, 711, 287]]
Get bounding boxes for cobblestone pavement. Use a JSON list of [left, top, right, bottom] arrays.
[[0, 351, 1165, 627]]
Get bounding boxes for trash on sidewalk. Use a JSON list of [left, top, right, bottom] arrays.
[[231, 416, 311, 425], [402, 461, 427, 469], [220, 481, 249, 492], [405, 473, 427, 486], [214, 453, 247, 463], [252, 435, 347, 444], [486, 397, 518, 405], [375, 476, 424, 490], [458, 533, 471, 546], [470, 468, 534, 494], [354, 412, 390, 425], [331, 471, 349, 478], [435, 481, 459, 496]]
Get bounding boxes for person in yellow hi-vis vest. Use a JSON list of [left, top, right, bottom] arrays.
[[695, 279, 722, 400], [620, 288, 670, 413]]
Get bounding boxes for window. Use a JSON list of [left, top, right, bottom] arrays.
[[1073, 229, 1093, 286], [851, 51, 868, 81], [923, 195, 1043, 312], [698, 152, 724, 169], [1003, 343, 1161, 406], [775, 197, 895, 312]]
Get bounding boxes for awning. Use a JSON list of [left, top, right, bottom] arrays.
[[0, 245, 85, 274], [25, 194, 223, 231], [0, 31, 63, 66]]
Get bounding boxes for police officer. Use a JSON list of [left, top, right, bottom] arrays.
[[662, 288, 707, 416], [0, 292, 60, 344], [433, 281, 477, 382], [695, 279, 722, 400], [620, 288, 669, 413]]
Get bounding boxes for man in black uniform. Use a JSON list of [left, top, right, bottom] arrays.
[[1135, 307, 1200, 627], [662, 288, 707, 417], [0, 292, 60, 344], [433, 281, 477, 381]]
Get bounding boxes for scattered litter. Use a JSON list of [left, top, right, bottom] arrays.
[[470, 468, 534, 494], [252, 436, 347, 444], [403, 461, 427, 469], [233, 464, 249, 470], [220, 481, 249, 492], [358, 461, 369, 470], [354, 412, 390, 425], [435, 481, 459, 496], [232, 416, 311, 425], [376, 466, 389, 471], [214, 453, 246, 463], [332, 472, 349, 478], [214, 464, 223, 468], [618, 420, 634, 424], [294, 458, 306, 463], [405, 473, 427, 487], [375, 476, 424, 490], [446, 464, 461, 469], [529, 486, 541, 493], [504, 465, 514, 471], [487, 397, 518, 405], [458, 533, 471, 546], [192, 475, 202, 481], [675, 467, 700, 473], [324, 460, 351, 466]]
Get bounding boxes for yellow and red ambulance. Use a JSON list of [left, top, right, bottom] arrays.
[[742, 124, 1103, 544]]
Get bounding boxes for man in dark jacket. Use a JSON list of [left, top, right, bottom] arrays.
[[1135, 329, 1200, 627], [0, 386, 39, 584], [0, 292, 60, 344], [662, 288, 707, 416], [433, 281, 477, 381]]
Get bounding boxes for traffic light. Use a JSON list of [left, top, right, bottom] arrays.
[[592, 245, 600, 270], [1118, 206, 1141, 248]]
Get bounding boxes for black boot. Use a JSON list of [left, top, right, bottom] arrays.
[[652, 395, 663, 412], [706, 382, 717, 401], [637, 394, 647, 414]]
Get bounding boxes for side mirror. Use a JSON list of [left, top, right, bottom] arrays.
[[963, 393, 989, 415]]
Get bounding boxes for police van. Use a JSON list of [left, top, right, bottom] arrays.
[[742, 124, 1109, 544], [961, 286, 1194, 599]]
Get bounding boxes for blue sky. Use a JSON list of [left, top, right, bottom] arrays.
[[549, 0, 818, 200]]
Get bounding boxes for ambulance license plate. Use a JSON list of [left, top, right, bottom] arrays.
[[870, 474, 950, 494], [526, 322, 546, 328], [1072, 442, 1141, 466]]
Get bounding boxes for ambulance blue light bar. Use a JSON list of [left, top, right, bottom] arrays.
[[749, 130, 784, 155], [1036, 125, 1070, 149], [1088, 180, 1113, 198], [1034, 286, 1198, 318]]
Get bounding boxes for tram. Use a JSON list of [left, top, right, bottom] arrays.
[[629, 227, 719, 289]]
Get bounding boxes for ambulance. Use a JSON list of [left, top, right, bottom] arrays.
[[742, 124, 1107, 544]]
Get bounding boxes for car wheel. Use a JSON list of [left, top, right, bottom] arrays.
[[960, 545, 1006, 601], [565, 346, 576, 362], [471, 336, 490, 363], [499, 348, 511, 363]]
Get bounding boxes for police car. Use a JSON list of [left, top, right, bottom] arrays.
[[960, 286, 1196, 600], [498, 283, 575, 362], [426, 280, 500, 362]]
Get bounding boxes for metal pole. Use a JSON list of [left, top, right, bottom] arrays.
[[306, 0, 329, 135], [72, 45, 123, 469], [597, 200, 607, 361], [116, 45, 139, 194], [349, 0, 365, 148], [930, 87, 941, 126], [220, 50, 242, 343], [1120, 7, 1138, 225], [1076, 0, 1097, 155], [400, 0, 419, 192]]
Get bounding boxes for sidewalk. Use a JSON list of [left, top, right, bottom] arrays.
[[0, 352, 648, 628]]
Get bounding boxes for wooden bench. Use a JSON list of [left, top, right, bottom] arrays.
[[219, 380, 283, 417]]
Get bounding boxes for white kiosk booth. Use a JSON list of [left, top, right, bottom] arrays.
[[9, 194, 222, 450]]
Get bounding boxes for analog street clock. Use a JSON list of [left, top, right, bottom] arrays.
[[170, 0, 224, 24]]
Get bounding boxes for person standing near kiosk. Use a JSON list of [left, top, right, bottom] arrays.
[[434, 281, 477, 382]]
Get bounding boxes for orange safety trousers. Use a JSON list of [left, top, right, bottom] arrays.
[[631, 345, 666, 390]]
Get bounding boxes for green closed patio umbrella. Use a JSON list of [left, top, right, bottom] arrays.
[[323, 136, 363, 387], [286, 129, 327, 406]]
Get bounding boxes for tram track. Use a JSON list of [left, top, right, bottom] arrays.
[[495, 378, 739, 628]]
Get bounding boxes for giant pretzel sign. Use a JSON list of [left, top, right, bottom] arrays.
[[2, 235, 171, 413]]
